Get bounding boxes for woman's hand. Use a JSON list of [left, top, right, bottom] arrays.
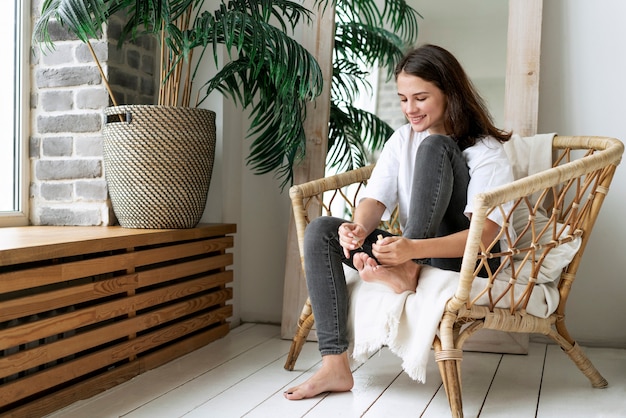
[[372, 236, 419, 265], [339, 222, 367, 258]]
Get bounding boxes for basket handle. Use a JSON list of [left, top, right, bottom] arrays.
[[106, 111, 132, 124]]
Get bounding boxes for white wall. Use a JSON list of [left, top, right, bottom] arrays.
[[539, 0, 626, 347], [206, 100, 291, 325], [198, 55, 291, 328], [193, 1, 293, 327], [208, 0, 626, 347], [414, 0, 509, 126]]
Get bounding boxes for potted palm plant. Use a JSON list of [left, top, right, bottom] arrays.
[[33, 0, 323, 228], [327, 0, 421, 171]]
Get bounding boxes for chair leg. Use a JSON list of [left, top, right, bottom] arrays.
[[284, 298, 315, 371], [563, 342, 608, 388], [552, 320, 608, 388], [434, 339, 464, 418], [439, 358, 463, 418]]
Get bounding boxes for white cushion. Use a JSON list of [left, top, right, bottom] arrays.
[[506, 203, 581, 284]]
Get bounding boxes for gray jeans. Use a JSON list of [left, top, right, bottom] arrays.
[[303, 135, 472, 355]]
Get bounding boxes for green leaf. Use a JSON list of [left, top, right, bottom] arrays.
[[34, 0, 109, 46]]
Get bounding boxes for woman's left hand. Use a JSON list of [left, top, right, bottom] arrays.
[[372, 236, 418, 265]]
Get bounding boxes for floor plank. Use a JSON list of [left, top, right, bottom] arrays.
[[123, 335, 292, 417], [241, 342, 325, 418], [480, 342, 545, 417], [44, 324, 626, 418], [304, 348, 404, 417], [185, 342, 322, 417], [45, 323, 278, 418], [421, 350, 502, 418], [362, 350, 443, 417], [537, 344, 626, 418]]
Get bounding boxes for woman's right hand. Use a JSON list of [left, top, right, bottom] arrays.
[[338, 222, 367, 258]]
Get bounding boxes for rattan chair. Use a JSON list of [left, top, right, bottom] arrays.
[[283, 135, 624, 417]]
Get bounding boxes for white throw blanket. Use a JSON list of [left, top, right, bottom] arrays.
[[346, 133, 557, 383], [346, 266, 458, 382], [504, 132, 556, 179]]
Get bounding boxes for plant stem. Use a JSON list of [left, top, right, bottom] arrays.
[[86, 40, 123, 122], [181, 6, 194, 107], [159, 25, 166, 105], [86, 41, 119, 107]]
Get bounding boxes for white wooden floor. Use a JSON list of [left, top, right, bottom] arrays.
[[46, 323, 626, 418]]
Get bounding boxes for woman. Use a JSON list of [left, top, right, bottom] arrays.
[[284, 44, 513, 400]]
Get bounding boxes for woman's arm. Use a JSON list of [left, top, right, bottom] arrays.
[[373, 218, 500, 265], [338, 198, 386, 257], [352, 198, 386, 235]]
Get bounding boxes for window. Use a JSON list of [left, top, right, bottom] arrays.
[[0, 0, 28, 226]]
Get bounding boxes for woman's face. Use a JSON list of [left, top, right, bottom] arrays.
[[396, 72, 447, 135]]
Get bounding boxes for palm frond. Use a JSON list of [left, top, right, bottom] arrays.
[[334, 22, 404, 77], [335, 0, 381, 27], [34, 0, 108, 47], [110, 0, 194, 37], [191, 7, 322, 102], [254, 0, 315, 32], [197, 51, 314, 188], [326, 0, 421, 176], [336, 0, 421, 42], [381, 0, 422, 42], [327, 102, 394, 171], [331, 59, 371, 104], [201, 59, 252, 106], [245, 77, 307, 188]]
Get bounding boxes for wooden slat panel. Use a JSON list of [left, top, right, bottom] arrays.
[[0, 307, 232, 409], [133, 236, 234, 267], [0, 224, 236, 265], [136, 254, 233, 288], [1, 324, 230, 418], [0, 251, 233, 323], [0, 224, 235, 415], [0, 259, 126, 294], [0, 289, 232, 378], [0, 237, 233, 321], [0, 253, 233, 293], [0, 271, 233, 348], [0, 236, 234, 294], [0, 274, 139, 323]]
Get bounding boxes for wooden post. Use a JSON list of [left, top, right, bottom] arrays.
[[504, 0, 543, 136], [281, 0, 335, 338], [462, 0, 545, 355]]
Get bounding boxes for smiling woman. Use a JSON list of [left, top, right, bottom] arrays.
[[0, 0, 28, 225]]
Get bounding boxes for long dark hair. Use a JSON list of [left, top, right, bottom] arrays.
[[395, 44, 511, 149]]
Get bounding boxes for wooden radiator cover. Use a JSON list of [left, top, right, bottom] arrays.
[[0, 223, 236, 417]]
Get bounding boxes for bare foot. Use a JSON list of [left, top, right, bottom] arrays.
[[356, 253, 421, 293], [284, 352, 354, 400], [352, 251, 377, 271]]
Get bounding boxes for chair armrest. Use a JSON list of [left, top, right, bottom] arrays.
[[289, 165, 374, 259], [449, 135, 624, 313]]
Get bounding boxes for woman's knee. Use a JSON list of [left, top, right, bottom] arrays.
[[417, 135, 465, 171], [421, 134, 456, 152], [305, 216, 343, 241]]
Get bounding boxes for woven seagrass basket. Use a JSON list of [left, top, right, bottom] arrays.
[[102, 105, 216, 229]]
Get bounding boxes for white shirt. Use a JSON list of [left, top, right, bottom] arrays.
[[361, 124, 514, 233]]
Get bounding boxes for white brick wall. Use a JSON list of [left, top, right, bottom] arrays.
[[29, 4, 156, 226], [376, 71, 406, 130]]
